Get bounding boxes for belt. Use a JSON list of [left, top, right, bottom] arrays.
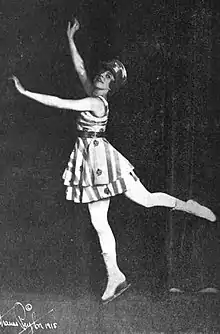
[[77, 131, 106, 138]]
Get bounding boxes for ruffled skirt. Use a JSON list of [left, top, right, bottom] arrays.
[[62, 137, 138, 203]]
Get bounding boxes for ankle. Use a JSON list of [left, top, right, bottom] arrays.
[[172, 199, 187, 211]]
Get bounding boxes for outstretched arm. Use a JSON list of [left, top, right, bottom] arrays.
[[67, 19, 94, 96], [11, 76, 104, 115]]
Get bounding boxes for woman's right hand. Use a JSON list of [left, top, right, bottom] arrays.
[[11, 75, 26, 94], [67, 18, 80, 41]]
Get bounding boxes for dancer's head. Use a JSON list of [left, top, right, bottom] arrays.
[[93, 59, 127, 96]]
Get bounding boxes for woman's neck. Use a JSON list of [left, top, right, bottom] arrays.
[[92, 88, 108, 99]]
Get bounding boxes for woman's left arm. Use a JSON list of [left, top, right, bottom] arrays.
[[11, 75, 101, 113]]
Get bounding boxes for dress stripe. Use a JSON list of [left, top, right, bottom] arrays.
[[62, 96, 137, 203], [105, 140, 114, 182], [113, 145, 121, 177]]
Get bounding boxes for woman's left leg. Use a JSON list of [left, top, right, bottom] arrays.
[[88, 199, 128, 302], [123, 173, 216, 221], [124, 177, 177, 208]]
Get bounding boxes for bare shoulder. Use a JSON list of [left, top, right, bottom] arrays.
[[89, 96, 106, 117]]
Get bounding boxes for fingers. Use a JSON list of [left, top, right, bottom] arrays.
[[13, 76, 18, 83], [76, 18, 80, 30], [74, 17, 79, 27], [11, 75, 21, 87], [9, 75, 17, 83], [67, 17, 80, 31]]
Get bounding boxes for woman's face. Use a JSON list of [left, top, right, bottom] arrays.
[[93, 70, 115, 91]]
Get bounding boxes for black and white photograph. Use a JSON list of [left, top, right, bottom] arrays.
[[1, 0, 220, 332]]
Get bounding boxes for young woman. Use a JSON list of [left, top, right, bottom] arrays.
[[12, 18, 216, 304]]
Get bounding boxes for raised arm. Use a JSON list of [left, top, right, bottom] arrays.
[[67, 19, 94, 96], [11, 76, 105, 116]]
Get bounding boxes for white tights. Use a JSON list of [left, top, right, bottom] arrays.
[[87, 175, 215, 299], [87, 176, 181, 278], [124, 175, 177, 208], [88, 199, 116, 256]]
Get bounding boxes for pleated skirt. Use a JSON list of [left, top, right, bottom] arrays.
[[62, 137, 138, 203]]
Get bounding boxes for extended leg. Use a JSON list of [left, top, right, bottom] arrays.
[[88, 199, 130, 302], [123, 174, 216, 222]]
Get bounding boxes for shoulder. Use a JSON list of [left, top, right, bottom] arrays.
[[88, 96, 108, 118]]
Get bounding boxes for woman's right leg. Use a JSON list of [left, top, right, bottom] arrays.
[[88, 198, 129, 302]]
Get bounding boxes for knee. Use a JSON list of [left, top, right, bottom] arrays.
[[88, 200, 110, 233], [92, 220, 109, 235], [125, 181, 153, 207], [89, 212, 109, 234]]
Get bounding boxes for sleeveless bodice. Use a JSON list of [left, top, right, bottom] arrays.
[[76, 96, 109, 132]]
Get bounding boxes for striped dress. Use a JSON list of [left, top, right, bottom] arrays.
[[62, 95, 138, 203]]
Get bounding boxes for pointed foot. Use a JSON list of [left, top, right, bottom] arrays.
[[102, 280, 131, 305], [186, 200, 216, 222]]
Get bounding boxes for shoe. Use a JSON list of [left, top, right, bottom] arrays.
[[102, 280, 131, 305], [102, 272, 126, 300], [186, 200, 216, 222]]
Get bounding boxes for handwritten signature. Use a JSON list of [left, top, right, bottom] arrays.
[[0, 302, 57, 333]]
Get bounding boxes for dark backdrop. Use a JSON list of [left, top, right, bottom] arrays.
[[1, 0, 220, 297]]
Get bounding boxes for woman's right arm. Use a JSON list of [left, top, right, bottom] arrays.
[[11, 76, 105, 116], [67, 19, 94, 96]]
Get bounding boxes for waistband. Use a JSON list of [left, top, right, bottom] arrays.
[[77, 130, 106, 138]]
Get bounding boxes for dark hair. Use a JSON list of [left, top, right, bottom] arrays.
[[101, 59, 127, 92], [94, 69, 118, 96]]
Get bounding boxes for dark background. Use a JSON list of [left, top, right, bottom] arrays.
[[1, 0, 220, 326]]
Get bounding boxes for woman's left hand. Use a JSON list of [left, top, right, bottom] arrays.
[[11, 75, 26, 94], [67, 18, 80, 41]]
